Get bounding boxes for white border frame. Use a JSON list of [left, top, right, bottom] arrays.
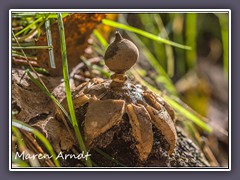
[[9, 9, 231, 171]]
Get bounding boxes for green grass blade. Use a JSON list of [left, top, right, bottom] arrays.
[[36, 13, 70, 19], [185, 13, 197, 69], [138, 14, 167, 72], [172, 14, 186, 76], [12, 119, 60, 167], [45, 19, 56, 68], [57, 12, 77, 127], [12, 126, 26, 151], [93, 29, 108, 49], [15, 17, 43, 36], [12, 126, 36, 167], [153, 14, 175, 77], [163, 96, 212, 133], [57, 13, 92, 167], [12, 12, 69, 19], [12, 126, 41, 167], [216, 13, 229, 79], [12, 12, 38, 18], [102, 19, 192, 50]]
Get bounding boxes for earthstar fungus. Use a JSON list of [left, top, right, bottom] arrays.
[[60, 32, 177, 161]]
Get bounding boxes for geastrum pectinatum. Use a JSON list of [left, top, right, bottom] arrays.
[[60, 32, 177, 162]]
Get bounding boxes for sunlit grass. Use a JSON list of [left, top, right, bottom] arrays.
[[93, 29, 108, 49], [15, 16, 44, 36], [102, 18, 192, 50]]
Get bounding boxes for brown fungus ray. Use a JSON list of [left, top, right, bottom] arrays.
[[84, 99, 125, 146], [126, 103, 154, 161]]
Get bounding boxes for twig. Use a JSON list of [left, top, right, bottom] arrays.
[[12, 57, 39, 67]]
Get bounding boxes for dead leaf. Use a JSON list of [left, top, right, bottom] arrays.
[[32, 116, 75, 153], [12, 71, 53, 123], [36, 13, 106, 76], [12, 69, 76, 153]]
